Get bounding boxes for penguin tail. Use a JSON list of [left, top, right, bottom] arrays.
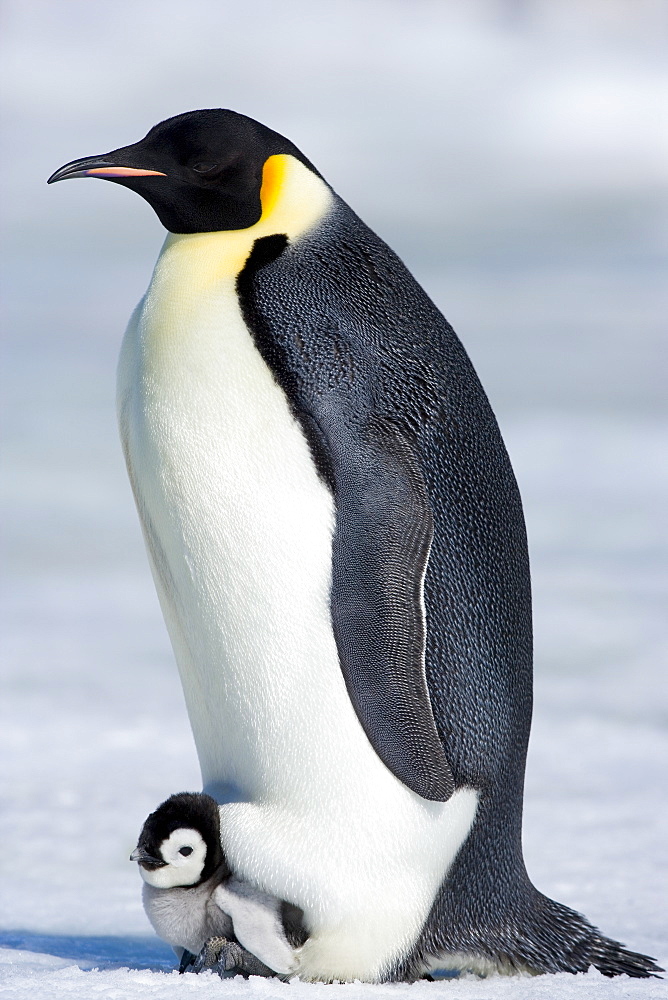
[[521, 893, 664, 979], [516, 893, 664, 979], [587, 933, 663, 979], [407, 887, 664, 981]]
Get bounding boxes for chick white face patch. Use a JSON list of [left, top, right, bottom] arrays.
[[140, 828, 207, 889]]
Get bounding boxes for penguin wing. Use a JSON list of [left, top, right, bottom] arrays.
[[239, 228, 454, 801], [307, 412, 455, 802]]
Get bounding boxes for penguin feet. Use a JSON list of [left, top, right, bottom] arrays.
[[178, 949, 197, 973], [186, 935, 277, 978]]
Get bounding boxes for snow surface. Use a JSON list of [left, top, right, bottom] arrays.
[[1, 0, 667, 997], [1, 949, 668, 1000]]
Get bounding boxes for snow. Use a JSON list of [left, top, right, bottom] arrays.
[[1, 0, 667, 996], [1, 954, 667, 1000]]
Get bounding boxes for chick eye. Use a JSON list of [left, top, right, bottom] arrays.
[[191, 162, 220, 176], [178, 846, 193, 856]]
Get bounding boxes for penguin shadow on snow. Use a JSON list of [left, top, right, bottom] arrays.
[[0, 929, 175, 971], [0, 930, 466, 981], [0, 930, 462, 979]]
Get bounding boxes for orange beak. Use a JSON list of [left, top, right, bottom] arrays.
[[83, 167, 166, 178]]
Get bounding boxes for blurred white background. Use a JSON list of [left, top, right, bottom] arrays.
[[1, 0, 666, 986]]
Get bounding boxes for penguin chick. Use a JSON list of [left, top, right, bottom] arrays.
[[131, 792, 304, 976]]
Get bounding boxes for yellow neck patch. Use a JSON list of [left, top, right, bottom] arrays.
[[258, 154, 290, 221], [155, 155, 332, 290]]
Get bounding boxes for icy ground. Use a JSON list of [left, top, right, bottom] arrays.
[[0, 953, 666, 1000]]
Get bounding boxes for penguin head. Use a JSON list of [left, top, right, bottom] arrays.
[[131, 792, 227, 889], [47, 109, 321, 234]]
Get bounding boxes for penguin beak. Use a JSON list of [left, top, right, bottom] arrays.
[[130, 847, 165, 866], [47, 157, 166, 184]]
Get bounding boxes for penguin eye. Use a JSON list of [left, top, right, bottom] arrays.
[[191, 162, 221, 177], [178, 846, 193, 856]]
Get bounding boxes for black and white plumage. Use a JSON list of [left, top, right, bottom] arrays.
[[50, 110, 661, 982], [132, 792, 304, 976]]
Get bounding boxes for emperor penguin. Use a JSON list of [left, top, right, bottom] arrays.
[[48, 110, 661, 982]]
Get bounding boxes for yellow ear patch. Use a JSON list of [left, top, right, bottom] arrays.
[[255, 154, 331, 240], [259, 155, 289, 221], [157, 154, 332, 289]]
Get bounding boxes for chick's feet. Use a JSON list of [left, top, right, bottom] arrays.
[[186, 936, 277, 978]]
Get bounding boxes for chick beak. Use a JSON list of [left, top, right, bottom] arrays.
[[130, 847, 165, 866]]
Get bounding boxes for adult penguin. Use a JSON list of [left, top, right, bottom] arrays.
[[48, 110, 661, 982]]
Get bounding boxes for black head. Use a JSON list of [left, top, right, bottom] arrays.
[[47, 109, 320, 234], [131, 791, 227, 888]]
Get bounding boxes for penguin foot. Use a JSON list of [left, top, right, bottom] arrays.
[[188, 935, 278, 978], [178, 949, 197, 973]]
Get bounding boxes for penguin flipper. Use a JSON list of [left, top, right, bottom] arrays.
[[213, 881, 297, 975], [318, 415, 455, 802]]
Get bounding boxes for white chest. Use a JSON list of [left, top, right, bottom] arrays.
[[118, 241, 342, 797], [118, 231, 477, 981]]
